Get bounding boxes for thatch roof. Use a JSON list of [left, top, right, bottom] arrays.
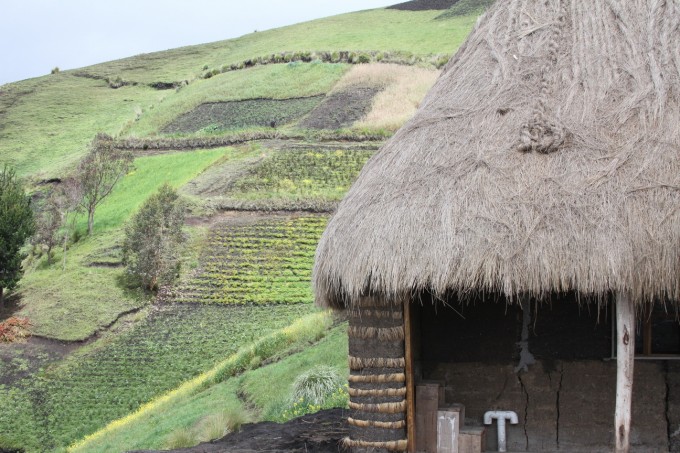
[[314, 0, 680, 309]]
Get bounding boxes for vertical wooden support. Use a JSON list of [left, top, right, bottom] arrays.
[[642, 307, 652, 356], [404, 297, 416, 452], [615, 292, 635, 453]]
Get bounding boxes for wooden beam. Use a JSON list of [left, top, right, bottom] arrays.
[[404, 296, 416, 452], [643, 307, 652, 356], [615, 292, 635, 453]]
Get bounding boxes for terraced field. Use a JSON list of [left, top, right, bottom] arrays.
[[176, 215, 327, 305], [161, 95, 325, 134], [0, 303, 313, 451], [230, 146, 375, 200]]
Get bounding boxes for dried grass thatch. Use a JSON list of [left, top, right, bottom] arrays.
[[315, 0, 680, 309], [348, 417, 407, 429], [349, 401, 407, 414], [349, 387, 407, 398], [348, 373, 406, 383], [343, 437, 408, 451], [349, 356, 406, 370], [348, 326, 405, 341]]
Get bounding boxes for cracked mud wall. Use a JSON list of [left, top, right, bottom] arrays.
[[428, 361, 668, 452], [414, 294, 672, 452], [668, 362, 680, 452]]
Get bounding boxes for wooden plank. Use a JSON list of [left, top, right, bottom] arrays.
[[404, 296, 416, 452], [437, 405, 462, 453], [615, 292, 635, 453], [643, 308, 652, 355], [416, 383, 439, 453]]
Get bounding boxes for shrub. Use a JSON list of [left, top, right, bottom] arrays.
[[51, 67, 60, 74], [291, 365, 344, 405], [122, 184, 186, 291], [357, 53, 371, 64]]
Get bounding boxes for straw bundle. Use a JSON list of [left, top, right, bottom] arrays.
[[349, 387, 407, 398], [349, 401, 407, 413], [349, 356, 406, 370], [348, 373, 406, 383], [314, 0, 680, 308], [343, 438, 408, 451], [348, 418, 406, 429], [348, 326, 405, 341]]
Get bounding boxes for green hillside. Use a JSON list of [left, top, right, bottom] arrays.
[[0, 2, 481, 451]]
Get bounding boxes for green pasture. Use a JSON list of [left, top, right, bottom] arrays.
[[69, 320, 347, 453], [78, 9, 477, 84], [0, 304, 314, 451], [0, 75, 161, 179]]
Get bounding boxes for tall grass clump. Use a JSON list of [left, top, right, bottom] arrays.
[[164, 428, 196, 449], [196, 407, 246, 442], [291, 365, 344, 405]]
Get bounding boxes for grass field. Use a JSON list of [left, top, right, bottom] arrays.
[[77, 9, 476, 84], [16, 149, 226, 340], [1, 8, 477, 180], [69, 320, 347, 453], [0, 75, 160, 178], [0, 304, 314, 451]]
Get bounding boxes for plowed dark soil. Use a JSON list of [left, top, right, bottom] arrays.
[[132, 408, 349, 453], [387, 0, 458, 11], [162, 97, 324, 134], [299, 87, 382, 130]]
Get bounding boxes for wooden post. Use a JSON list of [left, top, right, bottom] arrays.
[[615, 292, 635, 453], [404, 297, 416, 452]]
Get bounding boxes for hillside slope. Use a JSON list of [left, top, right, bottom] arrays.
[[0, 2, 484, 451]]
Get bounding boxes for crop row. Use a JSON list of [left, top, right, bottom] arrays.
[[230, 148, 374, 197], [0, 303, 313, 451], [174, 215, 327, 305]]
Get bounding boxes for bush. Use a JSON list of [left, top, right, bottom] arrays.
[[291, 365, 344, 405], [122, 184, 186, 291], [357, 53, 371, 64], [50, 67, 60, 74]]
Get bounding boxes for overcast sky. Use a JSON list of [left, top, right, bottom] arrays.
[[0, 0, 397, 86]]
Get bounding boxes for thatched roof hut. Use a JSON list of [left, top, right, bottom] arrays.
[[314, 1, 680, 451]]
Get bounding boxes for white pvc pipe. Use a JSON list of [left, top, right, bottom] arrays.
[[484, 410, 519, 452]]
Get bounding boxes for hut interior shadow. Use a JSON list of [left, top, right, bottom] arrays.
[[406, 292, 673, 452]]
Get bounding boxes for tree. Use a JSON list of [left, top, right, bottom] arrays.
[[33, 179, 82, 268], [122, 184, 186, 291], [77, 133, 132, 235], [0, 166, 35, 309], [33, 191, 62, 265]]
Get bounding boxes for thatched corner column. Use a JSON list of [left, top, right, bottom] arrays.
[[615, 291, 635, 453], [346, 296, 408, 452]]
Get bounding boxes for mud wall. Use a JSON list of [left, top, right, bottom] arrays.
[[415, 294, 673, 452], [427, 360, 669, 452]]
